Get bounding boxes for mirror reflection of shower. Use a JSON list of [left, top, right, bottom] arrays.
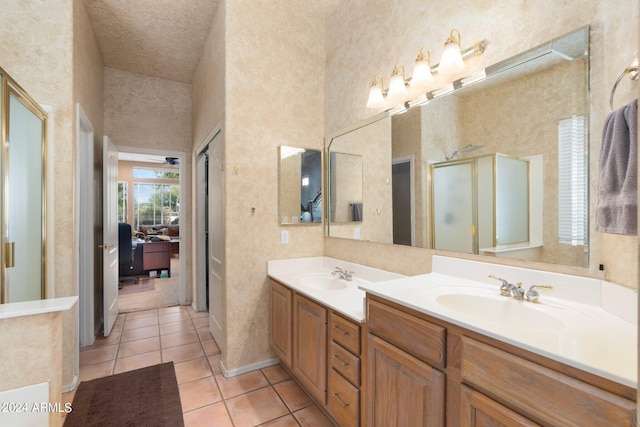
[[445, 144, 484, 161]]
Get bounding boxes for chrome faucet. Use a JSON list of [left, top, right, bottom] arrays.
[[489, 275, 524, 300], [332, 267, 353, 281], [525, 285, 554, 303]]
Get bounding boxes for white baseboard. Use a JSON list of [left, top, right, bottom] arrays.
[[61, 374, 78, 393], [219, 357, 280, 378]]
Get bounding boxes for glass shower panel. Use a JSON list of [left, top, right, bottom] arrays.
[[496, 156, 529, 245], [432, 161, 474, 253], [6, 92, 44, 302]]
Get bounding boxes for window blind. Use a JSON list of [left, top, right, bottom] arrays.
[[558, 115, 587, 245]]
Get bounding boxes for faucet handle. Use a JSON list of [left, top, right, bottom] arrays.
[[489, 275, 512, 296], [526, 285, 553, 303]]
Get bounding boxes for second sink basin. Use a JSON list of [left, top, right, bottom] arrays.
[[434, 292, 567, 331]]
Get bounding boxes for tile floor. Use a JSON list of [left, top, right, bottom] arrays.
[[64, 305, 335, 427]]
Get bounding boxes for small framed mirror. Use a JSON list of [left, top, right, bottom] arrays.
[[279, 146, 322, 224]]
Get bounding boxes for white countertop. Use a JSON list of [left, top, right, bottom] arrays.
[[267, 256, 405, 322], [359, 256, 637, 389], [0, 296, 78, 319]]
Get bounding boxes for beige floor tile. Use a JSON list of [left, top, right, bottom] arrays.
[[160, 320, 194, 335], [260, 414, 301, 426], [88, 332, 122, 348], [189, 311, 208, 319], [293, 405, 334, 427], [117, 336, 160, 358], [123, 315, 159, 330], [183, 401, 233, 427], [196, 327, 213, 342], [226, 386, 289, 427], [201, 339, 220, 356], [162, 342, 205, 363], [207, 354, 222, 375], [79, 360, 114, 382], [191, 317, 209, 329], [262, 364, 291, 384], [125, 308, 158, 320], [274, 380, 312, 412], [216, 370, 270, 399], [161, 330, 200, 349], [79, 345, 118, 366], [159, 311, 191, 324], [157, 305, 186, 315], [113, 351, 161, 374], [174, 357, 213, 384], [120, 325, 159, 342], [178, 377, 222, 412]]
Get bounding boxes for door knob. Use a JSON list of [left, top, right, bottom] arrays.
[[99, 243, 116, 249]]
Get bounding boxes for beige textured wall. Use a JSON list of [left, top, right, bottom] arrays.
[[0, 0, 87, 396], [325, 0, 639, 288], [72, 0, 105, 388], [221, 0, 327, 370], [104, 67, 194, 301], [0, 313, 64, 427]]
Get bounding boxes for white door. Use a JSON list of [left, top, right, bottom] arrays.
[[208, 131, 224, 345], [102, 136, 119, 336]]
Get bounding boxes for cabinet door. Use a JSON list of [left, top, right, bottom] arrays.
[[269, 280, 292, 368], [461, 385, 539, 427], [293, 293, 327, 405], [366, 334, 445, 427]]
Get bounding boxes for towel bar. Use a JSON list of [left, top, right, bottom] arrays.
[[609, 59, 638, 112]]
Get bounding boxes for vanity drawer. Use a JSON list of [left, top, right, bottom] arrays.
[[329, 311, 360, 355], [329, 340, 360, 387], [367, 298, 446, 368], [461, 337, 636, 426], [328, 367, 359, 427]]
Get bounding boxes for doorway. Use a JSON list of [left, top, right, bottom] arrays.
[[392, 156, 415, 246], [113, 148, 186, 312]]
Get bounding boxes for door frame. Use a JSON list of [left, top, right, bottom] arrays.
[[117, 144, 187, 305], [76, 103, 95, 347]]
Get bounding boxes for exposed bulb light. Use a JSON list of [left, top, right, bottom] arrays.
[[387, 63, 408, 104], [437, 29, 465, 75], [366, 75, 386, 109], [410, 48, 434, 90]]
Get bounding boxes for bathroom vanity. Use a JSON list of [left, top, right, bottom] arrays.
[[268, 256, 637, 426]]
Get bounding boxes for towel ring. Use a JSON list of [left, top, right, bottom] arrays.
[[609, 59, 639, 112]]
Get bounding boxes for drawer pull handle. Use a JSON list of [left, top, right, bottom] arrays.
[[332, 325, 350, 336], [332, 354, 350, 367], [332, 393, 350, 408]]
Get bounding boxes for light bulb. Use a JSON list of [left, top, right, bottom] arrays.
[[410, 49, 434, 90], [366, 77, 385, 109], [387, 63, 407, 104], [437, 30, 465, 75]]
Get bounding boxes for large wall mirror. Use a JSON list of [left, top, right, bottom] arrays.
[[279, 146, 322, 224], [327, 26, 590, 268]]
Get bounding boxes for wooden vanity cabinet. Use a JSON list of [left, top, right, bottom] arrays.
[[269, 279, 363, 426], [269, 280, 292, 368], [293, 293, 327, 405], [365, 294, 637, 427]]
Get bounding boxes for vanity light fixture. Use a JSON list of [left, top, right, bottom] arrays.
[[437, 29, 465, 75], [410, 48, 434, 90], [365, 30, 487, 109], [366, 75, 386, 109]]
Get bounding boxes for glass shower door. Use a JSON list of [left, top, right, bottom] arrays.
[[4, 87, 46, 302]]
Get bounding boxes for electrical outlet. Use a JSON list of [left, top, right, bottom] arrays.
[[354, 227, 360, 239], [281, 230, 289, 244]]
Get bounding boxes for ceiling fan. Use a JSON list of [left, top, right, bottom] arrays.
[[144, 156, 180, 167]]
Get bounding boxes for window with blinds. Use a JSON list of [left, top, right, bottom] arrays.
[[558, 115, 587, 245]]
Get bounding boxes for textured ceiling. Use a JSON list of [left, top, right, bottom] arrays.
[[85, 0, 342, 85], [84, 0, 219, 83]]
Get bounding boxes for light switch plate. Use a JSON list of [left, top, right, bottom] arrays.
[[281, 230, 289, 244]]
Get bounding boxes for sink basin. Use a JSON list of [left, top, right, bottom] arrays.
[[292, 273, 349, 291], [435, 293, 566, 331]]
